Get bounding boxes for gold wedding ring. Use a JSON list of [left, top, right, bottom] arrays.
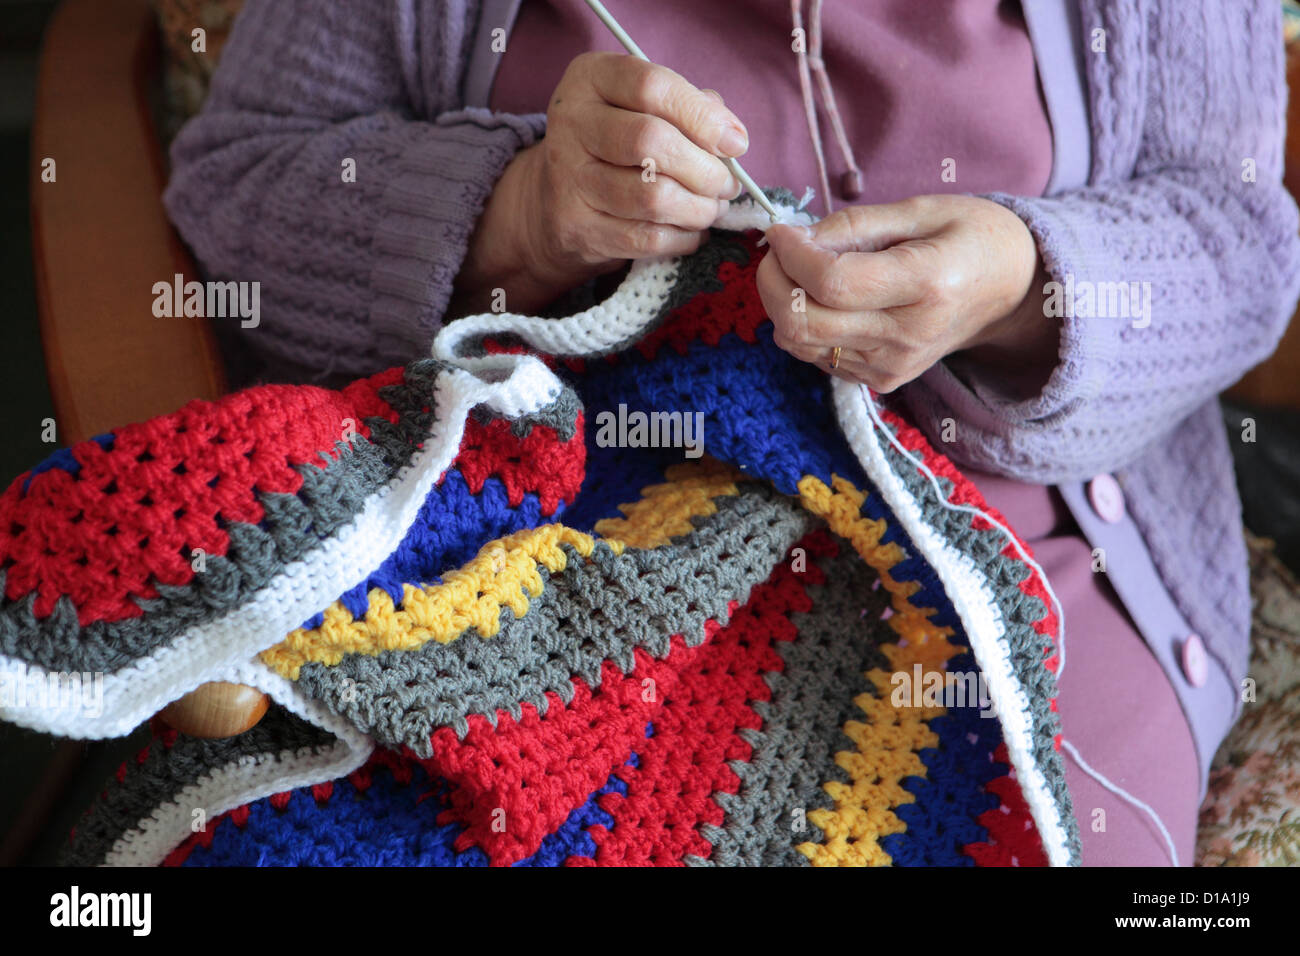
[[830, 346, 843, 369]]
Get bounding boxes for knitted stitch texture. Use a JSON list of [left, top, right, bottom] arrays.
[[0, 193, 1081, 866], [163, 0, 1300, 708]]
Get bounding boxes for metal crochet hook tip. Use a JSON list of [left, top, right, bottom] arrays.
[[582, 0, 781, 224]]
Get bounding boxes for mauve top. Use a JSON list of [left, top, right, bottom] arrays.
[[489, 0, 1055, 210]]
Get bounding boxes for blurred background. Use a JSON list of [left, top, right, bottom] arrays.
[[0, 0, 86, 869], [0, 0, 59, 490]]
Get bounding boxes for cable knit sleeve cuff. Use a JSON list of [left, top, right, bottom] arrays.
[[913, 190, 1124, 437], [368, 107, 548, 366]]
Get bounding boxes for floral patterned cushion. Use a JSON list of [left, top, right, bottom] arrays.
[[1197, 531, 1300, 866]]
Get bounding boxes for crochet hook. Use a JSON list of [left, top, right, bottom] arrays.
[[581, 0, 782, 224]]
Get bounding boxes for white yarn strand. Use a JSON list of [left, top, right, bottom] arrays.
[[860, 392, 1069, 678], [859, 387, 1181, 867], [1060, 739, 1180, 867]]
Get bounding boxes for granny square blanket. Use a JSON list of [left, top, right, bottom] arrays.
[[0, 192, 1080, 866]]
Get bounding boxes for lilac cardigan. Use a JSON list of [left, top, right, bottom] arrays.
[[163, 0, 1300, 768]]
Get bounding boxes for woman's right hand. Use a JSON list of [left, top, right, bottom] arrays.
[[452, 52, 750, 316]]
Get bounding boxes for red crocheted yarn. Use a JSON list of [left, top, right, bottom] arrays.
[[408, 530, 828, 866], [635, 232, 769, 362], [0, 363, 586, 627], [426, 639, 702, 866], [0, 367, 402, 625], [963, 744, 1050, 867], [585, 531, 829, 866], [454, 412, 585, 515]]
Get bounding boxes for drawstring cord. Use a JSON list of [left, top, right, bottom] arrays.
[[791, 0, 864, 215], [791, 0, 832, 214]]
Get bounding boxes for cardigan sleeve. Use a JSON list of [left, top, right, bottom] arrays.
[[901, 0, 1300, 484], [162, 0, 547, 380]]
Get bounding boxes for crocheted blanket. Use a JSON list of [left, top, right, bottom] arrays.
[[0, 192, 1080, 867]]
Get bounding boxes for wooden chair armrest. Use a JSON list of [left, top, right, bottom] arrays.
[[31, 0, 226, 443]]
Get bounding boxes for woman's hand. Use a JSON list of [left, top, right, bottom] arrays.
[[451, 52, 748, 317], [756, 194, 1059, 394]]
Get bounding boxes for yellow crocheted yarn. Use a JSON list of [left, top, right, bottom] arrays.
[[260, 525, 621, 679], [594, 457, 747, 549], [795, 473, 964, 866], [260, 460, 749, 680]]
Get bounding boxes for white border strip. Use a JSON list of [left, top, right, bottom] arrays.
[[101, 659, 374, 867], [832, 380, 1074, 867], [434, 258, 680, 368], [431, 194, 811, 370]]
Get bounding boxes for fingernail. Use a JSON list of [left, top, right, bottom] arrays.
[[718, 125, 748, 157], [702, 88, 725, 103], [719, 175, 742, 200]]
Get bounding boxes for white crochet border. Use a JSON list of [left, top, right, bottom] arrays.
[[7, 193, 1070, 867], [100, 660, 372, 867], [833, 380, 1074, 867]]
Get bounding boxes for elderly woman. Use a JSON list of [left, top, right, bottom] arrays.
[[163, 0, 1300, 865]]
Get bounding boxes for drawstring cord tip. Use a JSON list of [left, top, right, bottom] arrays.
[[841, 168, 863, 201]]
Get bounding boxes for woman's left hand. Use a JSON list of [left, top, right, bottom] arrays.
[[756, 194, 1058, 393]]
